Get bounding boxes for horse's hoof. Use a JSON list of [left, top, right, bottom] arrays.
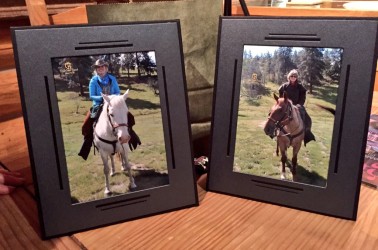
[[104, 189, 112, 195], [130, 183, 137, 189], [280, 173, 286, 180], [110, 172, 115, 177]]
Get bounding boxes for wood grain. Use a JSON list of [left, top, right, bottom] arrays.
[[0, 189, 80, 249], [0, 69, 23, 122], [72, 186, 378, 249], [0, 46, 15, 70], [51, 5, 87, 25], [25, 0, 50, 26], [0, 117, 29, 171]]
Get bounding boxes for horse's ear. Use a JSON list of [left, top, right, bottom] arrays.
[[102, 93, 111, 104], [122, 89, 129, 101], [273, 93, 279, 102]]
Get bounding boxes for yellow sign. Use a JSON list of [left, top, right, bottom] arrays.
[[252, 73, 258, 81], [64, 61, 73, 72]]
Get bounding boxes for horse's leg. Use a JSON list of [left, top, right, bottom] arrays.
[[100, 151, 111, 194], [276, 140, 279, 156], [291, 143, 302, 181], [120, 145, 136, 189], [280, 152, 287, 180], [110, 154, 116, 176], [278, 139, 288, 180]]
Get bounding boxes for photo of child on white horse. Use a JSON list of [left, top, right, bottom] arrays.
[[52, 53, 168, 203]]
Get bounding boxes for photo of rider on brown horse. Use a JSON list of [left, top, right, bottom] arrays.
[[278, 69, 315, 146]]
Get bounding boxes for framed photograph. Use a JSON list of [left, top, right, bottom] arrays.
[[208, 17, 378, 220], [12, 21, 197, 238]]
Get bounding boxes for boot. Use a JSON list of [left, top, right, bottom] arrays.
[[78, 137, 93, 160], [304, 130, 316, 146], [79, 111, 95, 160]]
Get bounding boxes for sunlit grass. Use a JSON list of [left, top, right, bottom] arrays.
[[234, 82, 337, 187], [56, 80, 167, 203]]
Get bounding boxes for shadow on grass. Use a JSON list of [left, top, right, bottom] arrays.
[[127, 98, 160, 110], [70, 171, 169, 204], [309, 83, 338, 105], [119, 83, 146, 93], [286, 161, 327, 187], [131, 171, 169, 192]]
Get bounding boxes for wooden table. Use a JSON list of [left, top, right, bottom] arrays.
[[1, 3, 378, 247], [1, 68, 378, 249]]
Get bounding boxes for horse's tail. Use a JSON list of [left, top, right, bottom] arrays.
[[316, 104, 335, 115]]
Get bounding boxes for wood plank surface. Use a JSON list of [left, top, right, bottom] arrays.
[[51, 5, 88, 25], [72, 185, 378, 249], [25, 0, 50, 26], [0, 117, 28, 171], [0, 69, 23, 122], [0, 3, 94, 19], [0, 187, 81, 249]]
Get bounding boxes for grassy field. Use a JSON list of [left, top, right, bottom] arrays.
[[234, 82, 337, 187], [55, 76, 168, 203]]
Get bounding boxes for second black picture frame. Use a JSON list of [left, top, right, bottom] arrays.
[[208, 17, 378, 220], [12, 20, 198, 239]]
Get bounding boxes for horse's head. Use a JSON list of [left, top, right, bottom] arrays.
[[263, 92, 291, 138], [102, 90, 130, 144]]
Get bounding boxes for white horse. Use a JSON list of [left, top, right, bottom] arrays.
[[93, 90, 136, 194]]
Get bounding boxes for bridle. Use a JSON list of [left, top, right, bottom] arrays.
[[268, 102, 293, 132], [94, 104, 129, 155], [268, 102, 303, 142], [106, 105, 128, 137]]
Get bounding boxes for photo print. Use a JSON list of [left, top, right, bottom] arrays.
[[208, 17, 378, 220], [12, 21, 198, 238], [234, 45, 343, 187], [51, 51, 169, 203]]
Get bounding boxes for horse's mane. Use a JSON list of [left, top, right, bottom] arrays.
[[277, 96, 293, 108]]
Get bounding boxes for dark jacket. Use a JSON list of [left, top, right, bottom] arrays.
[[278, 81, 307, 106]]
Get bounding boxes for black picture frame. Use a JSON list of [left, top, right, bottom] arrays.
[[12, 20, 198, 239], [208, 17, 378, 220]]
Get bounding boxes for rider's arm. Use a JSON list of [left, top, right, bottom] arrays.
[[298, 85, 307, 106], [89, 78, 103, 102]]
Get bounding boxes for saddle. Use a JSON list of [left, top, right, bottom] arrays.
[[78, 110, 141, 160], [296, 105, 315, 146]]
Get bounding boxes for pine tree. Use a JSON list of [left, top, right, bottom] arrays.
[[298, 48, 325, 94]]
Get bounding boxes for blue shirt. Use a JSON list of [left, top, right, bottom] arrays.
[[89, 74, 120, 106]]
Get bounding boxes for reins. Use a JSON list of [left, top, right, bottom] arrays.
[[268, 102, 304, 143], [106, 105, 128, 134], [94, 103, 129, 155]]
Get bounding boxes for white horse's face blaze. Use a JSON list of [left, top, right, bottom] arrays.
[[110, 98, 130, 144]]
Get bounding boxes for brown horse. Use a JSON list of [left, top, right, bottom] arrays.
[[263, 92, 305, 180]]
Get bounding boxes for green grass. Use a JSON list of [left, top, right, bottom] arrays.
[[55, 79, 167, 203], [234, 82, 336, 187]]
